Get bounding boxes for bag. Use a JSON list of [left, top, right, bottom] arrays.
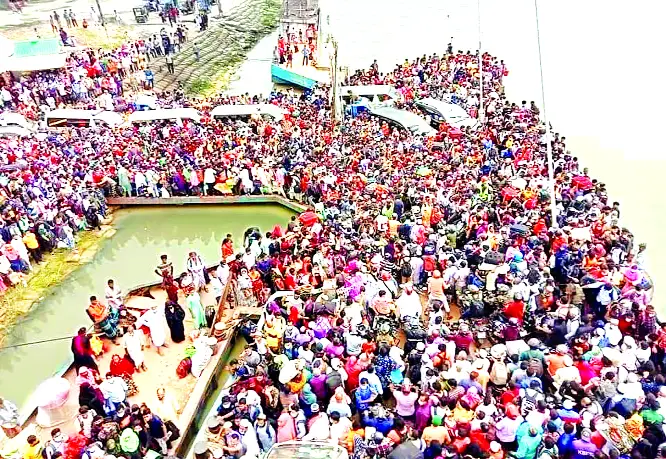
[[520, 389, 539, 417], [41, 441, 55, 459], [404, 323, 427, 340], [484, 251, 503, 265], [525, 350, 544, 376], [489, 360, 508, 386], [423, 255, 436, 273], [510, 224, 530, 237], [165, 420, 180, 442], [176, 357, 192, 378]]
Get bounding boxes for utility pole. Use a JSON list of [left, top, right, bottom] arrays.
[[534, 0, 557, 228], [330, 38, 339, 123], [95, 0, 108, 37], [477, 0, 483, 125]]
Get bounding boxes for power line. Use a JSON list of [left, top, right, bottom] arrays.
[[1, 334, 77, 350], [533, 0, 558, 228]]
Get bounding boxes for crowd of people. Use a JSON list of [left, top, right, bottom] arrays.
[[275, 24, 318, 68], [0, 36, 662, 459]]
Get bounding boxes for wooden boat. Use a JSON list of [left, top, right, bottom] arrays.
[[271, 64, 317, 90]]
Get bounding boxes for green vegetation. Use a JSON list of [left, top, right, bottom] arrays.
[[260, 0, 283, 31], [181, 0, 283, 97], [0, 230, 104, 344], [187, 78, 214, 96]]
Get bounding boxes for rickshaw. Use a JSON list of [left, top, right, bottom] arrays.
[[133, 7, 148, 23]]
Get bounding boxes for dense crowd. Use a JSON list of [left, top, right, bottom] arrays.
[[0, 40, 662, 459]]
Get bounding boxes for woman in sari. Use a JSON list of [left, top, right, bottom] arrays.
[[165, 277, 180, 303], [185, 288, 207, 329], [299, 383, 317, 417], [186, 251, 207, 291], [109, 354, 138, 397], [165, 300, 186, 342], [86, 296, 119, 340]]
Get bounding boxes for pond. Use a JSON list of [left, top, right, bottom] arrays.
[[0, 204, 295, 412]]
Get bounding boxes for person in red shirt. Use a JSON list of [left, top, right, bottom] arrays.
[[284, 267, 297, 291], [469, 422, 492, 453], [503, 293, 525, 324], [499, 382, 520, 407]]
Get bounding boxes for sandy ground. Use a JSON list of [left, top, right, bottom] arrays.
[[0, 279, 237, 450]]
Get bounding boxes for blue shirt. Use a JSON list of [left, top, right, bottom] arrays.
[[355, 385, 374, 411], [557, 432, 576, 456]]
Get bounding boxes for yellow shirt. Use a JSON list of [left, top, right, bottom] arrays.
[[22, 233, 39, 250], [23, 444, 42, 459], [452, 406, 474, 424]]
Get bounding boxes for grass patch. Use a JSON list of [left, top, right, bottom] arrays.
[[0, 230, 104, 345], [260, 0, 282, 32], [186, 0, 282, 97], [186, 78, 214, 96]]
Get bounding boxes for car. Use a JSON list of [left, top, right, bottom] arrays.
[[415, 97, 479, 130], [265, 441, 349, 459], [367, 105, 436, 136]]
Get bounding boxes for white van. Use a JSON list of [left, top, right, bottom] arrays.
[[211, 104, 287, 122], [43, 109, 123, 129], [0, 113, 38, 137], [128, 108, 202, 125]]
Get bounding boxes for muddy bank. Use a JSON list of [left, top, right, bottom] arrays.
[[0, 217, 116, 345]]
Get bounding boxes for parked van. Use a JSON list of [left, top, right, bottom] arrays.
[[211, 104, 287, 122], [0, 113, 38, 137], [43, 109, 123, 129], [128, 108, 202, 125]]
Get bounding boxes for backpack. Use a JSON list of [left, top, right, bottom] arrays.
[[401, 262, 413, 278], [423, 256, 436, 273], [520, 389, 539, 417], [41, 442, 55, 459], [525, 350, 544, 376], [489, 360, 508, 386]]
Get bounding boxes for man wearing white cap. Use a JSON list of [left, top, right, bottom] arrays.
[[303, 404, 329, 441]]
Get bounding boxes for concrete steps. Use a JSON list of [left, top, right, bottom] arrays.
[[153, 0, 281, 94]]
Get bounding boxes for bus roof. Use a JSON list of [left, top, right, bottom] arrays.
[[210, 104, 287, 119], [128, 108, 202, 123], [45, 109, 105, 118], [44, 109, 123, 126]]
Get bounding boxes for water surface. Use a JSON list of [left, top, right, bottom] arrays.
[[0, 204, 294, 411]]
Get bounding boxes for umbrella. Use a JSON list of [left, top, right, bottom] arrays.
[[299, 211, 318, 227], [572, 175, 594, 191], [501, 186, 520, 202], [448, 127, 463, 139], [135, 94, 158, 110]]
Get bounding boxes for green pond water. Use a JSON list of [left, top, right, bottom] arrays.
[[0, 204, 295, 414]]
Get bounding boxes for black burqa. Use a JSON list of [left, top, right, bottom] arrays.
[[165, 301, 186, 343]]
